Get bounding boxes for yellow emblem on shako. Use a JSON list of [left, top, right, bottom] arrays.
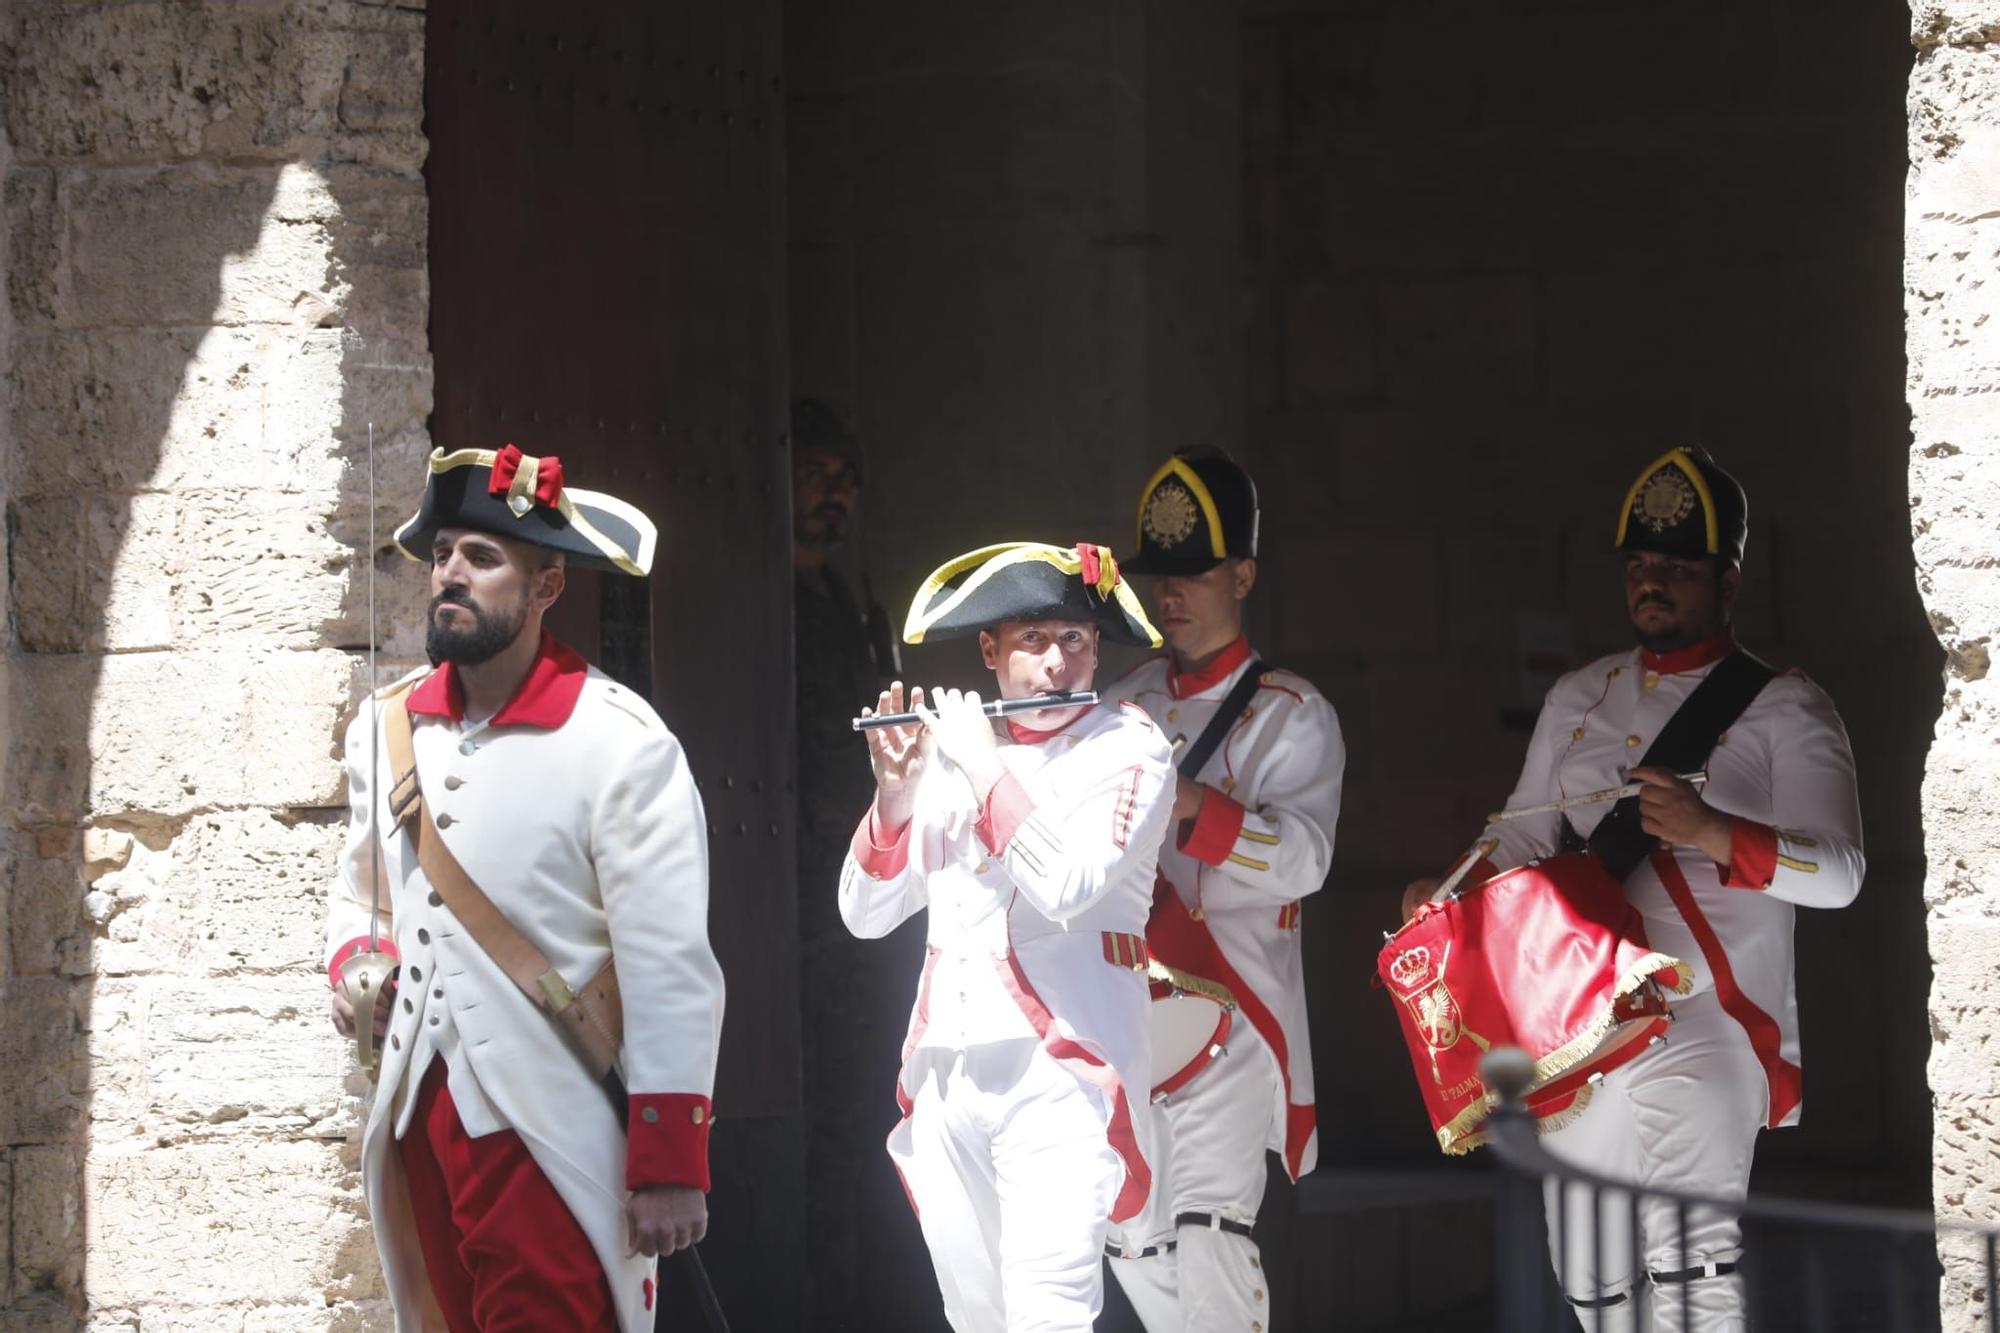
[[1634, 466, 1697, 533], [1143, 480, 1199, 547]]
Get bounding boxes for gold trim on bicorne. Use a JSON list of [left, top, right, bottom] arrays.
[[1133, 456, 1228, 561], [396, 447, 656, 576], [1431, 949, 1693, 1154], [1614, 447, 1720, 556], [901, 541, 1163, 647]]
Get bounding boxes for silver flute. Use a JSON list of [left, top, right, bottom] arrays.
[[853, 691, 1098, 732]]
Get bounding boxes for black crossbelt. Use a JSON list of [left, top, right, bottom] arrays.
[[1580, 650, 1775, 882], [1178, 660, 1271, 779]]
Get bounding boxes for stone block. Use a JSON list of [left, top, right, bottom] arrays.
[[10, 495, 86, 653], [9, 845, 87, 981], [11, 1145, 83, 1300], [168, 811, 344, 974], [177, 491, 347, 649], [1378, 274, 1535, 404], [3, 2, 342, 166], [13, 328, 348, 498], [0, 981, 87, 1146], [8, 649, 354, 820], [125, 974, 348, 1132], [338, 29, 426, 133], [1280, 280, 1376, 405], [64, 164, 300, 328], [85, 492, 176, 652], [84, 1140, 352, 1307], [6, 168, 60, 327]]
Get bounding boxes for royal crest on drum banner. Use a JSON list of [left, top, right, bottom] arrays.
[[1387, 944, 1488, 1081], [1143, 481, 1199, 547]]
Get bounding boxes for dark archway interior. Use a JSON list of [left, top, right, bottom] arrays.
[[431, 1, 1932, 1328]]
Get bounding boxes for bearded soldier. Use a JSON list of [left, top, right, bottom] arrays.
[[1404, 447, 1864, 1330], [327, 445, 724, 1330]]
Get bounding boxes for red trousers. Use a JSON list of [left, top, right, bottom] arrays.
[[398, 1061, 622, 1332]]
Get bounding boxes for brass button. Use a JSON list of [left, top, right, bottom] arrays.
[[427, 892, 443, 908], [1626, 734, 1642, 748], [1189, 907, 1205, 922], [444, 775, 464, 790], [1220, 778, 1235, 793], [1254, 1289, 1265, 1302], [1241, 705, 1256, 720], [1571, 727, 1584, 741], [1166, 708, 1180, 723], [642, 1106, 661, 1124], [1250, 1256, 1261, 1269], [692, 1105, 708, 1125], [408, 966, 422, 982], [1252, 1324, 1263, 1333], [428, 1014, 440, 1027], [436, 813, 455, 829], [402, 998, 414, 1014], [976, 860, 991, 874], [1607, 668, 1620, 680], [1643, 672, 1660, 689], [417, 929, 430, 945], [1716, 731, 1729, 747], [433, 987, 443, 999]]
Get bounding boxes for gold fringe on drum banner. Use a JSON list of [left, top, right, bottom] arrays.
[[1432, 950, 1694, 1155]]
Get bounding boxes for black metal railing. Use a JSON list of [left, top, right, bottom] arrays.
[[1479, 1047, 1997, 1333]]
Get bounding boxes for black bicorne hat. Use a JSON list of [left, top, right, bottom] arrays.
[[1614, 447, 1748, 567], [1124, 448, 1260, 576], [394, 446, 657, 575], [903, 542, 1162, 648]]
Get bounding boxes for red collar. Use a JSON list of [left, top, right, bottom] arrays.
[[405, 629, 590, 728], [1169, 636, 1252, 699], [1005, 707, 1090, 745], [1639, 631, 1737, 675]]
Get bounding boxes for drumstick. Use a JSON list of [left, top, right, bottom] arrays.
[[1430, 838, 1499, 904], [852, 690, 1098, 732], [1485, 770, 1707, 825]]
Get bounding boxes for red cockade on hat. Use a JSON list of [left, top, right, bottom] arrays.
[[488, 443, 566, 514], [1076, 542, 1120, 599]]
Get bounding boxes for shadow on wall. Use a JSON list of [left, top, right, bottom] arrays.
[[1, 3, 431, 1325]]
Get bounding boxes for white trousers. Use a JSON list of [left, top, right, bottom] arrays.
[[1542, 993, 1767, 1333], [893, 1038, 1124, 1333], [1107, 1023, 1279, 1332]]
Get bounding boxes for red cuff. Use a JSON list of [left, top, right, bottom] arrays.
[[975, 771, 1036, 855], [851, 801, 912, 879], [1177, 789, 1247, 866], [328, 935, 399, 990], [626, 1093, 713, 1191], [1721, 817, 1777, 889]]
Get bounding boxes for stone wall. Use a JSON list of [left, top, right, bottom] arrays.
[[1908, 3, 2000, 1327], [0, 2, 428, 1326]]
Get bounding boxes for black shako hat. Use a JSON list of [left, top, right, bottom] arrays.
[[394, 446, 658, 575], [903, 542, 1163, 648], [1124, 448, 1261, 576], [1614, 446, 1748, 568]]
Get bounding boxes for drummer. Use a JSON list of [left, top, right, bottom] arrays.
[[1098, 450, 1346, 1331], [1404, 448, 1863, 1330], [842, 541, 1176, 1331]]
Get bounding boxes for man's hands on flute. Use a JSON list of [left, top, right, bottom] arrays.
[[915, 687, 1007, 805], [861, 682, 931, 833]]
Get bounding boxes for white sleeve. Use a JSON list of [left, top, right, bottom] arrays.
[[1180, 694, 1343, 907]]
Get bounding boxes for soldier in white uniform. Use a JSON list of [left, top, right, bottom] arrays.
[[841, 541, 1175, 1333], [1100, 451, 1345, 1332], [1405, 447, 1863, 1331], [327, 445, 724, 1331]]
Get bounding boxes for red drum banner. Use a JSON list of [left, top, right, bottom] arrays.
[[1378, 852, 1692, 1154]]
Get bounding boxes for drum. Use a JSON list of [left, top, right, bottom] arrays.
[[1145, 958, 1238, 1103], [1377, 851, 1692, 1154]]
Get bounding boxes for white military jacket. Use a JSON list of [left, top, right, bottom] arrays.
[[1100, 638, 1345, 1180], [325, 632, 725, 1332], [1481, 633, 1863, 1128], [839, 701, 1174, 1223]]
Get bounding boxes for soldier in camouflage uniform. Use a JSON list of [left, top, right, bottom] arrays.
[[791, 398, 914, 1326]]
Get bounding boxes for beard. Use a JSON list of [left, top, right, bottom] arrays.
[[793, 502, 851, 554], [426, 588, 529, 667]]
